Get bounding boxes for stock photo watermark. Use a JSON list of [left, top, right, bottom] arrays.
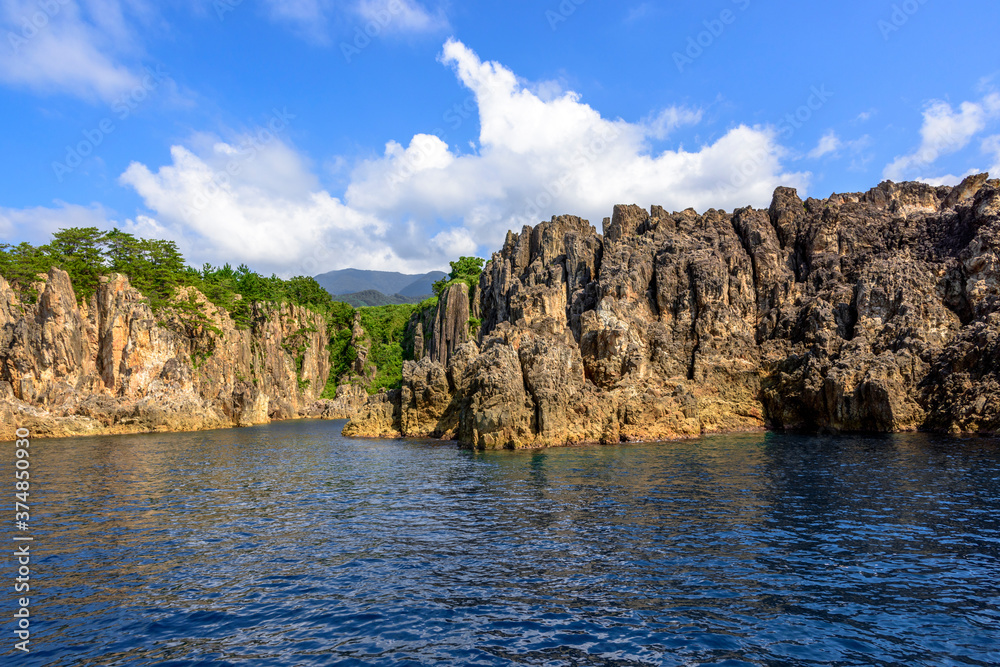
[[673, 0, 752, 74], [546, 0, 587, 31], [180, 108, 296, 222], [341, 0, 410, 64], [878, 0, 930, 40], [51, 65, 172, 182], [6, 0, 70, 54], [11, 427, 33, 654]]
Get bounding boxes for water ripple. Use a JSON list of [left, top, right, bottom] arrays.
[[4, 423, 999, 666]]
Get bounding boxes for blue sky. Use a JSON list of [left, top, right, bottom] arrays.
[[1, 0, 999, 276]]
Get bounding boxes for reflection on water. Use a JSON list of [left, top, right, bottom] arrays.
[[4, 422, 999, 666]]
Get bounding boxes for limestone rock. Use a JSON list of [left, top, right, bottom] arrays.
[[0, 271, 333, 438], [430, 282, 470, 364], [347, 174, 1000, 447]]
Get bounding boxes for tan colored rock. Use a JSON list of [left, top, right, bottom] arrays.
[[0, 269, 334, 439], [430, 282, 470, 364], [342, 389, 401, 438], [348, 175, 1000, 447]]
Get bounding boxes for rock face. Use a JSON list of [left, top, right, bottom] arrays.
[[430, 282, 471, 364], [0, 270, 331, 440], [347, 175, 1000, 448]]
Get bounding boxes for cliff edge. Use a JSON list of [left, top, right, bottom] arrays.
[[0, 272, 337, 440], [346, 175, 1000, 447]]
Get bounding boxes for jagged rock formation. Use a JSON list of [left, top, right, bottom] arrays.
[[0, 270, 334, 440], [305, 384, 370, 420], [347, 175, 1000, 448], [405, 280, 482, 366]]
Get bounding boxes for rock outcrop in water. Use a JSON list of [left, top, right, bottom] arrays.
[[346, 174, 1000, 447], [0, 271, 343, 440]]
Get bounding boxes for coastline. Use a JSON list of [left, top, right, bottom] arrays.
[[4, 177, 1000, 448]]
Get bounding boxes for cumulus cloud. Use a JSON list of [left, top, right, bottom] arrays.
[[0, 201, 117, 245], [119, 140, 435, 276], [884, 93, 1000, 181], [117, 39, 806, 275], [808, 130, 842, 159], [0, 0, 152, 103], [346, 39, 806, 254]]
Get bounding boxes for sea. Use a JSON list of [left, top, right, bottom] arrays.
[[3, 420, 998, 666]]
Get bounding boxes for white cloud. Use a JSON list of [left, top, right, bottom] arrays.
[[0, 0, 150, 103], [916, 169, 982, 187], [0, 201, 117, 245], [259, 0, 332, 44], [347, 39, 806, 251], [117, 39, 807, 275], [643, 106, 704, 140], [983, 134, 1000, 176], [808, 130, 842, 159], [356, 0, 448, 33], [884, 93, 1000, 181], [261, 0, 447, 42], [118, 140, 437, 275], [807, 130, 873, 167]]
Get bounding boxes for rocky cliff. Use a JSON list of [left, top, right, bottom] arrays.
[[346, 174, 1000, 448], [0, 271, 340, 440]]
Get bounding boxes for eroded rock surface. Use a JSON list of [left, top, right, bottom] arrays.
[[0, 270, 331, 440], [347, 175, 1000, 448]]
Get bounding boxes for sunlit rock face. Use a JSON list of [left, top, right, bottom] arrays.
[[0, 271, 331, 440], [348, 174, 1000, 448]]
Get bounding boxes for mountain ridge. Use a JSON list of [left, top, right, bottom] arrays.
[[314, 268, 446, 298]]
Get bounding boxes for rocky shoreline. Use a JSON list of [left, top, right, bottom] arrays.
[[0, 269, 367, 441], [345, 175, 1000, 448], [3, 175, 998, 447]]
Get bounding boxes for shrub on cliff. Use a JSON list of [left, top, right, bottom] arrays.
[[432, 256, 485, 298]]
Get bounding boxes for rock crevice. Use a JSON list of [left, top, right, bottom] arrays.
[[347, 175, 1000, 448], [0, 271, 333, 439]]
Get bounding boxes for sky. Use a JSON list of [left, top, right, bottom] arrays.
[[1, 0, 999, 277]]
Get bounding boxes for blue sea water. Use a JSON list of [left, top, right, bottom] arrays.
[[3, 420, 999, 666]]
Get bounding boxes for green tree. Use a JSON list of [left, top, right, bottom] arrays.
[[432, 256, 485, 297], [103, 230, 144, 276], [284, 276, 336, 312], [0, 242, 50, 301], [358, 304, 418, 392], [41, 227, 107, 302], [142, 239, 186, 309]]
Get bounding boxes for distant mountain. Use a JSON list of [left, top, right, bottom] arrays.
[[397, 274, 445, 298], [314, 268, 447, 297], [335, 290, 429, 308]]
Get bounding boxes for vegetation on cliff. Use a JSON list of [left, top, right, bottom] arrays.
[[0, 227, 335, 320], [432, 256, 485, 299], [0, 228, 486, 400]]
